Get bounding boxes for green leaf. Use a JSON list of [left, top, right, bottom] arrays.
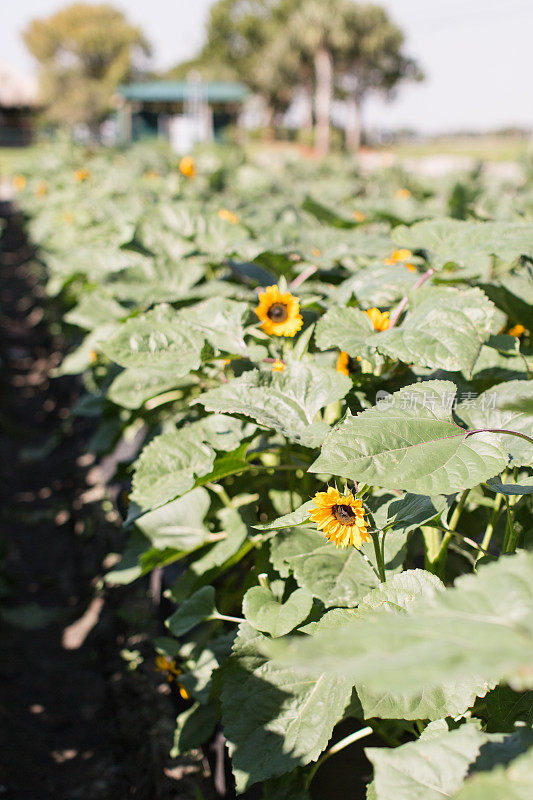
[[171, 701, 218, 757], [315, 307, 374, 356], [454, 748, 533, 800], [310, 380, 507, 494], [269, 528, 378, 607], [179, 297, 249, 354], [393, 219, 533, 270], [220, 622, 352, 791], [486, 477, 533, 495], [135, 487, 211, 550], [99, 304, 202, 371], [243, 586, 313, 637], [254, 500, 315, 531], [196, 362, 351, 446], [372, 287, 494, 373], [457, 380, 533, 468], [166, 586, 217, 636], [264, 551, 533, 698], [357, 569, 444, 613], [107, 367, 193, 409]]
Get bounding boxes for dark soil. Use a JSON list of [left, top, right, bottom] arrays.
[[0, 203, 213, 800]]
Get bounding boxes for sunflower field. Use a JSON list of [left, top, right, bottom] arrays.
[[11, 141, 533, 799]]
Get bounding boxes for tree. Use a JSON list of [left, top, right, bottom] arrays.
[[23, 3, 150, 134]]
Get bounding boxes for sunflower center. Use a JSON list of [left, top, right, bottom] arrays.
[[332, 504, 357, 525], [267, 302, 288, 322]]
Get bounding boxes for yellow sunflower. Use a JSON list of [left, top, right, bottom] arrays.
[[74, 168, 90, 182], [308, 487, 370, 549], [271, 359, 285, 372], [353, 210, 366, 222], [12, 174, 26, 191], [366, 308, 390, 331], [218, 208, 240, 224], [507, 324, 525, 338], [155, 655, 191, 699], [396, 188, 411, 199], [179, 156, 196, 178], [255, 285, 303, 337], [384, 248, 412, 265], [336, 351, 360, 375]]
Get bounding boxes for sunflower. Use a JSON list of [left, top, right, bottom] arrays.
[[179, 156, 196, 178], [271, 359, 285, 372], [35, 181, 47, 197], [366, 308, 390, 331], [336, 351, 360, 376], [255, 285, 303, 337], [12, 174, 26, 191], [507, 324, 525, 338], [308, 487, 370, 549], [396, 188, 411, 199], [353, 210, 366, 222], [384, 248, 412, 265], [74, 168, 90, 182], [155, 655, 191, 699], [218, 208, 240, 224]]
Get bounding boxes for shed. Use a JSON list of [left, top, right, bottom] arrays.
[[115, 79, 250, 149], [0, 62, 39, 146]]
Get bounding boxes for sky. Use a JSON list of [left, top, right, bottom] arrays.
[[2, 0, 532, 134]]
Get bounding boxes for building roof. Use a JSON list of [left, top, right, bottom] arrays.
[[0, 61, 39, 107], [117, 80, 250, 104]]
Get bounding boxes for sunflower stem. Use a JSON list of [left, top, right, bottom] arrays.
[[433, 489, 469, 578], [304, 726, 373, 789], [371, 532, 386, 582]]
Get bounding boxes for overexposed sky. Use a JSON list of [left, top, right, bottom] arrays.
[[2, 0, 532, 133]]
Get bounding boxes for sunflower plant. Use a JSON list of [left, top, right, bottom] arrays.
[[13, 139, 533, 800]]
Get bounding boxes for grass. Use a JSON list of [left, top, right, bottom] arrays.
[[380, 134, 532, 163]]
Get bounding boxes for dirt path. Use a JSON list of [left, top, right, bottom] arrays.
[[0, 204, 211, 799]]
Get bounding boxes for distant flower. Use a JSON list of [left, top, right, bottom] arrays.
[[336, 351, 361, 376], [353, 210, 366, 222], [74, 168, 90, 182], [405, 263, 417, 273], [507, 324, 525, 338], [255, 285, 303, 337], [366, 307, 390, 331], [396, 188, 411, 199], [155, 655, 191, 699], [271, 359, 285, 372], [144, 170, 159, 180], [384, 248, 412, 265], [308, 486, 369, 549], [179, 156, 196, 178], [35, 181, 47, 197], [311, 247, 321, 257], [218, 208, 240, 224], [62, 212, 74, 223], [12, 174, 26, 191]]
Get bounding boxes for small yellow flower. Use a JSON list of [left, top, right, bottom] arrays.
[[155, 655, 191, 699], [62, 212, 74, 224], [144, 170, 159, 180], [353, 210, 366, 222], [74, 168, 90, 182], [271, 359, 285, 372], [308, 486, 370, 549], [255, 285, 303, 337], [405, 263, 417, 273], [12, 174, 26, 191], [396, 188, 411, 199], [35, 181, 47, 197], [89, 350, 98, 363], [336, 351, 351, 376], [311, 247, 321, 257], [384, 248, 412, 265], [218, 208, 240, 224], [507, 324, 525, 338], [366, 308, 390, 331], [179, 156, 196, 178]]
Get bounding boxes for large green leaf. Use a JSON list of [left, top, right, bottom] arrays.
[[100, 305, 202, 372], [264, 551, 533, 696], [310, 380, 507, 494], [107, 367, 194, 409], [453, 746, 533, 800], [243, 586, 313, 637], [457, 380, 533, 468], [315, 307, 374, 356], [393, 220, 533, 270], [196, 362, 351, 446], [371, 287, 494, 373], [171, 701, 218, 757], [269, 528, 378, 607], [166, 586, 217, 636], [220, 623, 352, 792], [179, 297, 249, 354], [135, 487, 210, 550]]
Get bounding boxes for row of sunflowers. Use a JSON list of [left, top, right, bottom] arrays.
[[12, 139, 533, 799]]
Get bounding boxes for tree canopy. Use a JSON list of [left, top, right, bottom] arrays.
[[23, 2, 151, 132]]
